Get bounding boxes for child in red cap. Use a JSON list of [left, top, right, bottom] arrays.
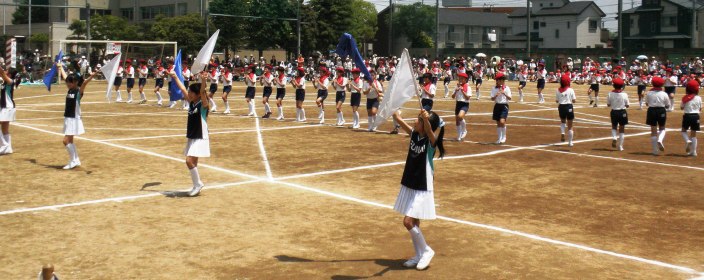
[[645, 76, 671, 155], [555, 74, 576, 146], [491, 72, 511, 144], [681, 79, 702, 156], [452, 72, 472, 141], [607, 77, 630, 151]]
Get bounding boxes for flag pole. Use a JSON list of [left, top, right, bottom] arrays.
[[404, 49, 423, 110]]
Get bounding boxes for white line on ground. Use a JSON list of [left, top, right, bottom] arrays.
[[254, 117, 274, 179]]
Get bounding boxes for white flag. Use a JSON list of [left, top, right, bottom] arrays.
[[191, 29, 220, 75], [101, 53, 121, 103], [374, 49, 419, 128]]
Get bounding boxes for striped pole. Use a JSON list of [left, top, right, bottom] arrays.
[[6, 38, 16, 68]]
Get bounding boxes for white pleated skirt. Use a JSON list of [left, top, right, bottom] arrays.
[[184, 138, 210, 157], [393, 185, 436, 220], [63, 117, 85, 135], [0, 108, 15, 122]]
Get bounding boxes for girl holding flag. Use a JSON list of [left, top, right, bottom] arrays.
[[314, 66, 330, 124], [61, 71, 98, 169], [260, 65, 274, 118], [364, 69, 384, 132], [348, 68, 363, 129], [169, 70, 210, 197], [138, 60, 149, 104], [391, 108, 445, 271], [0, 67, 16, 155], [333, 67, 348, 126], [491, 72, 511, 144], [681, 80, 702, 156], [556, 74, 577, 146], [221, 66, 233, 114], [244, 65, 258, 117], [273, 66, 287, 120], [292, 67, 307, 122], [452, 73, 471, 141]]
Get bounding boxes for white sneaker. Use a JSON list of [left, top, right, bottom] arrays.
[[127, 99, 132, 103], [188, 184, 204, 197], [690, 152, 698, 157], [685, 141, 692, 154], [352, 124, 360, 129], [657, 141, 665, 152], [116, 98, 123, 102], [319, 118, 325, 124], [300, 118, 307, 122], [168, 103, 176, 109], [460, 130, 467, 140], [403, 256, 420, 268], [495, 140, 502, 145], [62, 160, 81, 170], [157, 101, 163, 106], [416, 248, 435, 270], [618, 146, 624, 151], [211, 108, 218, 113], [568, 142, 574, 147], [500, 138, 506, 144], [223, 110, 231, 115]]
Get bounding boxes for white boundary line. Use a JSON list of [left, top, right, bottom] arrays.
[[254, 117, 274, 179]]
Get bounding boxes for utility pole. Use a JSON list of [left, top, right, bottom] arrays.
[[86, 1, 91, 63], [388, 0, 393, 56], [526, 0, 531, 59], [434, 0, 439, 58], [693, 0, 698, 48], [297, 0, 301, 56], [618, 0, 623, 57], [28, 0, 31, 51]]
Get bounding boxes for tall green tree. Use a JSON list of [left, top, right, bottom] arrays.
[[90, 15, 139, 41], [151, 14, 208, 55], [246, 0, 296, 57], [298, 1, 318, 57], [12, 0, 49, 24], [68, 19, 87, 39], [309, 0, 355, 51], [210, 0, 252, 55], [349, 0, 377, 54], [390, 3, 434, 48]]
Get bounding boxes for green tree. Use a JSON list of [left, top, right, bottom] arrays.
[[210, 0, 252, 55], [151, 14, 208, 55], [349, 0, 377, 53], [90, 15, 139, 41], [30, 33, 49, 43], [68, 19, 87, 39], [245, 0, 296, 57], [298, 1, 318, 56], [309, 0, 355, 51], [390, 3, 435, 48], [12, 0, 49, 24]]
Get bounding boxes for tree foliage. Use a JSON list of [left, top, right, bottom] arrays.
[[390, 3, 435, 48], [349, 0, 377, 43], [210, 0, 252, 52], [246, 0, 296, 55], [12, 0, 49, 24], [68, 19, 87, 39], [151, 14, 208, 55], [308, 0, 355, 51], [90, 15, 139, 41]]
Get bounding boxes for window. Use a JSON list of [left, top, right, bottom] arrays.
[[550, 3, 553, 6], [59, 8, 66, 22], [79, 9, 111, 20], [177, 3, 188, 16], [121, 8, 134, 21], [533, 21, 539, 30], [589, 19, 598, 33], [630, 18, 634, 25], [663, 16, 676, 27], [651, 22, 657, 32], [141, 5, 175, 20], [555, 29, 559, 38], [540, 22, 546, 27], [567, 21, 570, 29]]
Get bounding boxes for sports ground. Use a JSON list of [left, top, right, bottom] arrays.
[[0, 80, 702, 279]]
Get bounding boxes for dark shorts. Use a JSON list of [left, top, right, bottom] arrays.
[[443, 77, 451, 85], [317, 89, 328, 101], [610, 109, 629, 126], [335, 91, 346, 103], [223, 85, 232, 94], [637, 85, 646, 95], [366, 98, 380, 110], [646, 107, 667, 126], [245, 86, 255, 99], [475, 78, 483, 85], [421, 98, 434, 111], [114, 77, 123, 86], [537, 79, 546, 89], [155, 78, 164, 88], [665, 86, 676, 95], [209, 83, 218, 94], [263, 86, 273, 98], [519, 81, 526, 87], [492, 103, 509, 121], [350, 92, 361, 107], [682, 113, 701, 131], [184, 80, 190, 88], [295, 89, 305, 101], [455, 101, 469, 115], [558, 104, 575, 120], [126, 78, 135, 88], [590, 84, 599, 92], [276, 88, 286, 100], [138, 78, 147, 87]]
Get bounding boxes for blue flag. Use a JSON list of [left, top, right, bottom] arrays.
[[335, 33, 372, 81], [43, 50, 63, 91], [169, 50, 185, 101]]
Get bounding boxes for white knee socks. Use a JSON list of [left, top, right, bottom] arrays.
[[658, 129, 667, 143], [278, 106, 284, 119], [116, 90, 122, 101], [409, 226, 429, 254], [140, 91, 146, 101], [497, 127, 503, 142], [353, 111, 360, 127], [568, 129, 574, 145], [155, 91, 163, 102], [127, 91, 133, 102], [651, 136, 659, 154], [300, 108, 306, 120], [611, 129, 618, 140], [682, 131, 691, 142], [692, 137, 698, 155], [248, 102, 255, 115], [502, 127, 507, 142], [65, 143, 79, 163], [264, 103, 271, 114], [189, 167, 203, 187], [0, 133, 9, 153], [560, 123, 566, 135], [618, 133, 625, 149]]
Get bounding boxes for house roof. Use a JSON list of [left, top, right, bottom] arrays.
[[445, 7, 519, 14], [439, 9, 513, 27], [508, 1, 606, 18], [623, 0, 704, 13], [624, 33, 692, 40]]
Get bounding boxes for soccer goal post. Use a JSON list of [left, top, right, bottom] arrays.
[[59, 39, 177, 65]]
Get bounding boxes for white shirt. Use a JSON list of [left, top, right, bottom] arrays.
[[491, 85, 512, 104], [454, 83, 472, 102], [245, 73, 257, 87], [210, 72, 220, 84], [518, 71, 527, 81], [364, 80, 383, 99], [182, 68, 192, 80], [222, 72, 233, 86], [536, 69, 547, 79], [125, 66, 134, 78], [139, 66, 149, 78], [607, 91, 630, 110], [116, 66, 124, 78], [555, 88, 576, 104], [260, 73, 274, 87], [315, 77, 329, 90], [349, 78, 363, 93], [665, 76, 677, 87], [275, 74, 287, 89], [682, 96, 702, 114], [420, 83, 436, 99], [646, 90, 671, 108], [294, 77, 305, 89], [333, 77, 348, 91]]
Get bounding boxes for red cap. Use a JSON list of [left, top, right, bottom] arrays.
[[651, 76, 665, 87], [560, 74, 571, 86], [444, 63, 450, 67], [265, 64, 273, 69], [613, 78, 625, 88], [351, 68, 361, 73], [458, 73, 468, 79], [495, 72, 506, 80], [686, 79, 700, 94], [297, 67, 305, 73], [336, 66, 344, 72], [666, 68, 673, 73]]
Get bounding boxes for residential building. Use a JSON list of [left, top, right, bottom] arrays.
[[505, 0, 607, 48], [437, 8, 513, 49], [622, 0, 704, 50]]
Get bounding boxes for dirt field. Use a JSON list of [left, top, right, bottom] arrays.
[[0, 78, 702, 279]]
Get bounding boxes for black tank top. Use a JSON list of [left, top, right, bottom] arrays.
[[0, 83, 14, 109], [401, 131, 435, 191], [64, 88, 80, 118]]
